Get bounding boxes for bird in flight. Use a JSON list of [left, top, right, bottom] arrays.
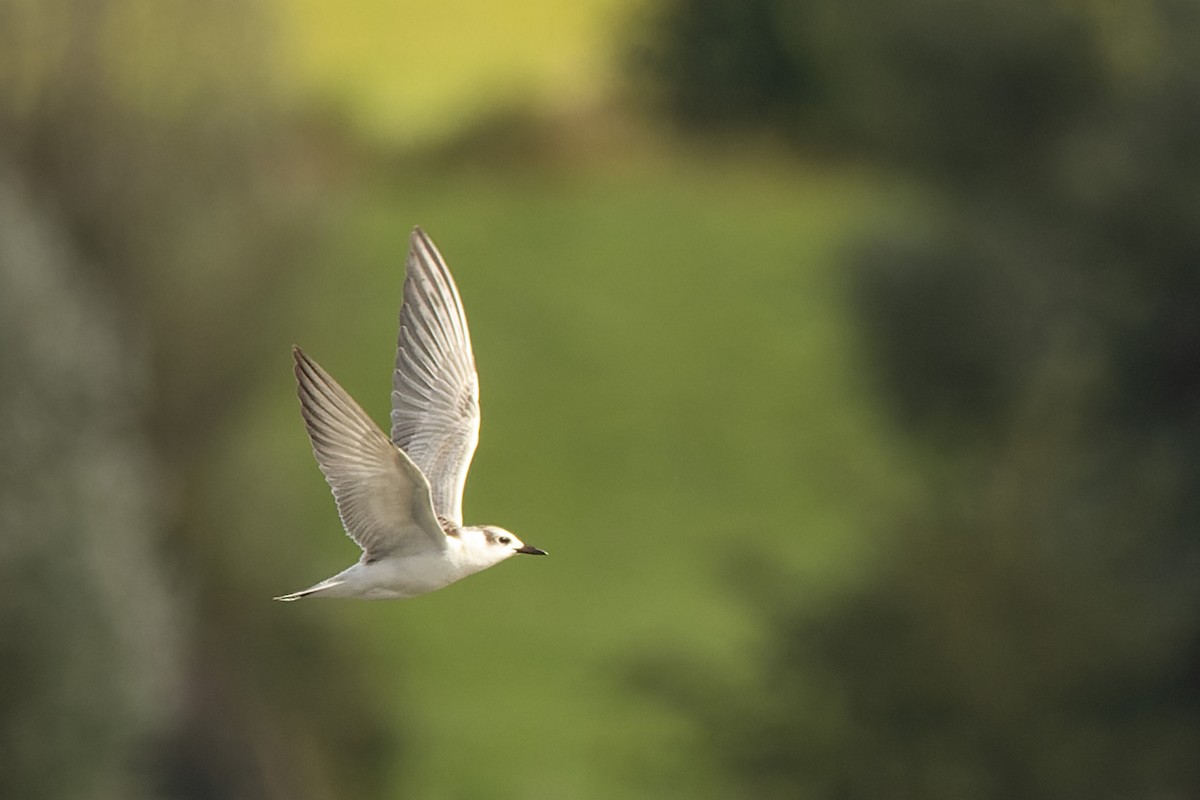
[[276, 228, 545, 601]]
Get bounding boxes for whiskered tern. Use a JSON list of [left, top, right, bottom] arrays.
[[276, 228, 545, 601]]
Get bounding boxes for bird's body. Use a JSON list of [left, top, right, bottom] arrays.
[[276, 228, 544, 602], [278, 527, 514, 600]]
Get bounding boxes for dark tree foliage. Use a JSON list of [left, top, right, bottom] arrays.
[[633, 0, 1104, 181], [630, 1, 1200, 797], [629, 0, 824, 133]]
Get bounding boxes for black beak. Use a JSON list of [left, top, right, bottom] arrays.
[[516, 544, 547, 555]]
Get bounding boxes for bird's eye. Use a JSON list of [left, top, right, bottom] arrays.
[[498, 536, 511, 545]]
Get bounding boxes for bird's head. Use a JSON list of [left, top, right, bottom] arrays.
[[460, 525, 547, 567]]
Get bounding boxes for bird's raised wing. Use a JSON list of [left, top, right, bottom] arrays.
[[294, 347, 447, 560], [390, 228, 481, 527]]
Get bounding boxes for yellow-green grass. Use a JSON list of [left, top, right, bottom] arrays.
[[271, 0, 637, 145]]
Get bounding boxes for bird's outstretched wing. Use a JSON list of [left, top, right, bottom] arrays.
[[390, 228, 481, 527], [294, 346, 447, 559]]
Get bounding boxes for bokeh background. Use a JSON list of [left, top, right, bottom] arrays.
[[3, 0, 1199, 798]]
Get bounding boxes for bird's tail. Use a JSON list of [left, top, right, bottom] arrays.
[[273, 577, 346, 602]]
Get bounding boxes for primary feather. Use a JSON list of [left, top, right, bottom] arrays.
[[391, 228, 481, 526]]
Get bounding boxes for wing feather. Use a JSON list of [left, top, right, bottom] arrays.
[[294, 347, 446, 559], [390, 228, 481, 526]]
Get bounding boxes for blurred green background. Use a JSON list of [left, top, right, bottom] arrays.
[[2, 1, 1198, 798]]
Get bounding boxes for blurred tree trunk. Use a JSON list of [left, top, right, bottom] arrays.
[[0, 164, 181, 800]]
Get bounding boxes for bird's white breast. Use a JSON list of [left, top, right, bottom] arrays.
[[349, 536, 497, 599]]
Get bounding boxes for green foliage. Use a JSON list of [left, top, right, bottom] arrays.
[[629, 0, 1200, 797]]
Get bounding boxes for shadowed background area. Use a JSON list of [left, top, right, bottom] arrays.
[[2, 1, 1198, 798]]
